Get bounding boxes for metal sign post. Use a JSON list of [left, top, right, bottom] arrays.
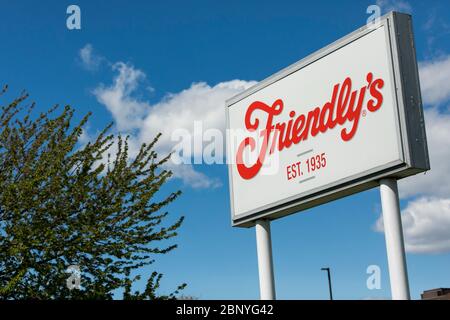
[[255, 220, 276, 300], [379, 178, 410, 300]]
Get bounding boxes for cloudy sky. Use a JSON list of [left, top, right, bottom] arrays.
[[1, 0, 449, 299]]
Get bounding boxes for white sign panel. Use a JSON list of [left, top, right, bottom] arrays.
[[226, 13, 429, 227]]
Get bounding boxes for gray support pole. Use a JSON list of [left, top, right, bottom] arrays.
[[255, 219, 276, 300], [379, 178, 410, 300]]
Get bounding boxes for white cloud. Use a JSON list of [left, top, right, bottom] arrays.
[[168, 163, 222, 189], [375, 197, 450, 253], [91, 61, 255, 188], [376, 0, 412, 14], [139, 80, 255, 157], [419, 55, 450, 106], [79, 44, 103, 71], [94, 62, 148, 131]]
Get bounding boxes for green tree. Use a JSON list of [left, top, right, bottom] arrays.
[[0, 86, 186, 299]]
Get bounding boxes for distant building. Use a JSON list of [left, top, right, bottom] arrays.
[[421, 288, 450, 300]]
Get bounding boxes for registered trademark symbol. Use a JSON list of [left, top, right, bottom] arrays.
[[362, 110, 367, 117]]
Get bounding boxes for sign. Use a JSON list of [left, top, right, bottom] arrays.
[[226, 12, 429, 227]]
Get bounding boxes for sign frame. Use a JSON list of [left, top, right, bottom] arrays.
[[225, 12, 429, 228]]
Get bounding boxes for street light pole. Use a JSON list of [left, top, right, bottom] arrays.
[[321, 267, 333, 300]]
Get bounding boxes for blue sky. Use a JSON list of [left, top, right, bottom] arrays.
[[1, 0, 450, 299]]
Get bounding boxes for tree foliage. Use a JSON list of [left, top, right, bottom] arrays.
[[0, 86, 185, 299]]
